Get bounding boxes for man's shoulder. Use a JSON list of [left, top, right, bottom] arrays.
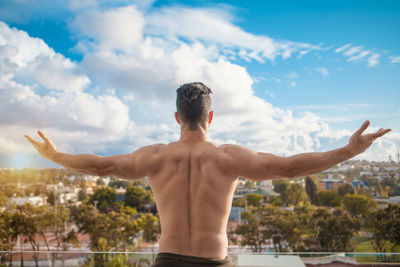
[[135, 143, 167, 155], [218, 144, 247, 154]]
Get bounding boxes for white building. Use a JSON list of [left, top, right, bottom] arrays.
[[9, 195, 46, 206], [47, 183, 79, 204]]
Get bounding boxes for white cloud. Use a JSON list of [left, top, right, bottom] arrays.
[[290, 81, 296, 87], [0, 22, 90, 92], [145, 6, 320, 62], [316, 67, 329, 77], [343, 46, 363, 56], [335, 44, 352, 53], [335, 43, 381, 67], [367, 53, 380, 67], [348, 50, 370, 62], [0, 22, 132, 156], [71, 6, 145, 52], [389, 56, 400, 63], [290, 103, 371, 111], [0, 5, 397, 165]]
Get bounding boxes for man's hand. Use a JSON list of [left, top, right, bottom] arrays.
[[347, 120, 391, 156], [24, 130, 58, 160]]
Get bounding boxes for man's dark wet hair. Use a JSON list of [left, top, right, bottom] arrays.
[[176, 82, 212, 130]]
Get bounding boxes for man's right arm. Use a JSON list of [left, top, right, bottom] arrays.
[[221, 120, 391, 180], [25, 130, 163, 179]]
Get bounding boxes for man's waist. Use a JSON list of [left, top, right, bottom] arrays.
[[158, 234, 228, 260], [154, 252, 234, 266]]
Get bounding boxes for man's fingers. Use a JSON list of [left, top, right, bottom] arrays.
[[371, 128, 391, 138], [24, 135, 41, 148], [356, 120, 370, 136], [38, 130, 50, 144]]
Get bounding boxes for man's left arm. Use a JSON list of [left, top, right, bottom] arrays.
[[25, 130, 158, 179]]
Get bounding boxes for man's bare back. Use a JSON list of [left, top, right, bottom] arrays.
[[148, 141, 238, 259], [25, 82, 391, 265]]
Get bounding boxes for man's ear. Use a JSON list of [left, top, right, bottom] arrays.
[[175, 112, 181, 125], [208, 110, 214, 124]]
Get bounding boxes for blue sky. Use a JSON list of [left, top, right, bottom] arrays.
[[0, 0, 399, 167]]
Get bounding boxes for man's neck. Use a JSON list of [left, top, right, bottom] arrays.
[[179, 125, 208, 143]]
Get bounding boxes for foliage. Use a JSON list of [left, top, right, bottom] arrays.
[[311, 207, 361, 252], [305, 176, 319, 205], [124, 185, 154, 212], [232, 198, 245, 207], [338, 183, 356, 196], [272, 180, 289, 206], [97, 177, 106, 186], [0, 191, 7, 207], [109, 180, 129, 189], [342, 194, 377, 222], [317, 191, 341, 207], [89, 187, 118, 213], [246, 193, 263, 207], [78, 187, 88, 202], [71, 204, 140, 251], [71, 204, 142, 266], [230, 208, 266, 252], [46, 190, 56, 205], [232, 205, 312, 252], [232, 204, 362, 253], [268, 196, 284, 207], [286, 183, 308, 206], [371, 204, 400, 254], [273, 180, 307, 206], [259, 205, 295, 252], [136, 213, 161, 243]]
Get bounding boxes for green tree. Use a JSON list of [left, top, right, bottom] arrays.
[[282, 204, 316, 251], [371, 204, 400, 256], [0, 190, 7, 207], [136, 213, 161, 244], [317, 191, 341, 207], [109, 180, 129, 189], [78, 187, 88, 202], [71, 204, 141, 265], [259, 205, 293, 252], [311, 207, 361, 252], [36, 205, 79, 266], [305, 176, 319, 205], [246, 193, 263, 207], [89, 187, 117, 213], [342, 194, 377, 221], [232, 198, 245, 207], [97, 177, 105, 186], [231, 209, 266, 252], [338, 183, 355, 196], [8, 208, 33, 267], [286, 183, 307, 206], [231, 205, 308, 252], [46, 190, 56, 206], [0, 211, 16, 265], [273, 180, 307, 206], [273, 180, 289, 206], [124, 185, 154, 212], [268, 197, 284, 207]]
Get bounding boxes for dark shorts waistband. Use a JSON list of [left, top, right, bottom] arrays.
[[152, 252, 235, 267]]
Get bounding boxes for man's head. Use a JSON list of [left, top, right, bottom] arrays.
[[176, 82, 213, 130]]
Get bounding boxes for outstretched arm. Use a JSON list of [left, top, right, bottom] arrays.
[[24, 130, 162, 179], [222, 120, 391, 180]]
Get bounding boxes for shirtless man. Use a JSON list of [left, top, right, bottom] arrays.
[[25, 82, 391, 267]]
